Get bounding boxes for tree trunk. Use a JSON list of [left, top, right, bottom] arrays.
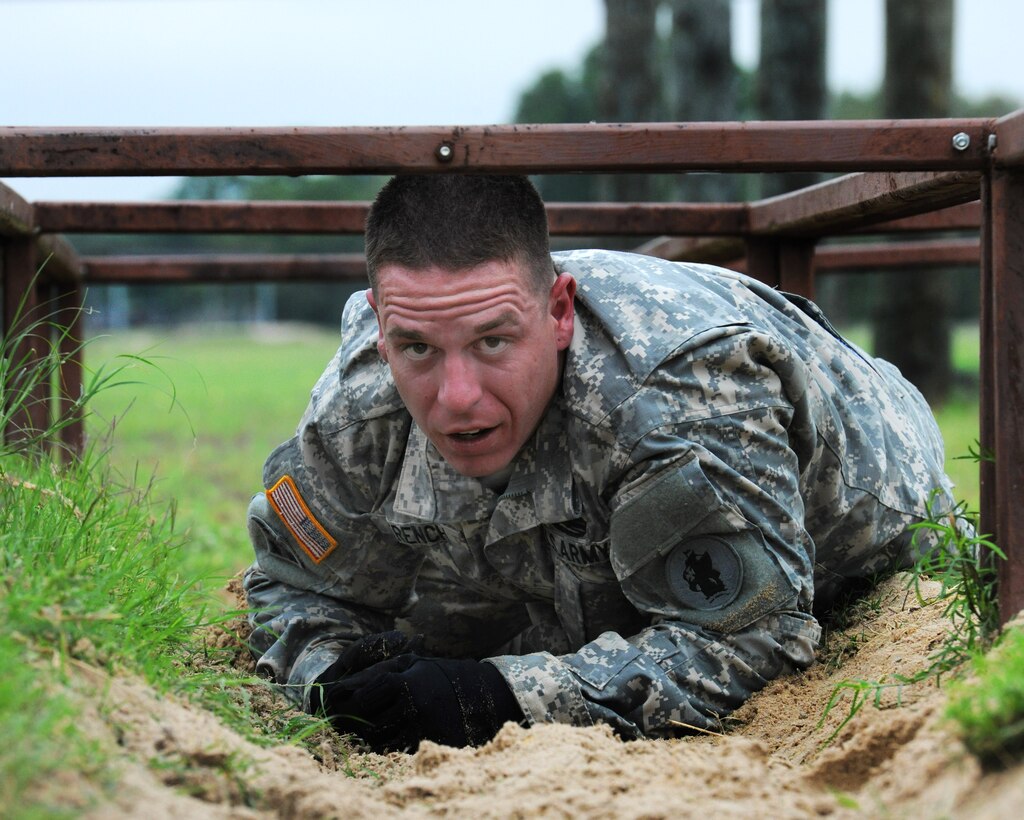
[[667, 0, 738, 202], [873, 0, 954, 405], [757, 0, 827, 197], [600, 0, 660, 203]]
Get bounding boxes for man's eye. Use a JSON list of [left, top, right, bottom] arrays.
[[403, 342, 433, 360], [479, 337, 510, 354]]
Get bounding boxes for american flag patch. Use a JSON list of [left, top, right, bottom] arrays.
[[266, 475, 338, 563]]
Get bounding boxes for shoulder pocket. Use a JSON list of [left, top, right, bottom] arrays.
[[610, 459, 798, 633]]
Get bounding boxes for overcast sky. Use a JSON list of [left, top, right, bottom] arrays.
[[3, 0, 1022, 202]]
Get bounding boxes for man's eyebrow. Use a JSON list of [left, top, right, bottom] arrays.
[[474, 312, 519, 334], [385, 325, 425, 342]]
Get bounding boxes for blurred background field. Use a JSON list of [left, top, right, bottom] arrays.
[[86, 324, 341, 586], [85, 321, 982, 591]]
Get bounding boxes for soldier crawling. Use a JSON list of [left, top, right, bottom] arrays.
[[243, 174, 957, 753]]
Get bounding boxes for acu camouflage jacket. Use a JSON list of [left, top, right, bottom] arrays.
[[243, 249, 955, 738]]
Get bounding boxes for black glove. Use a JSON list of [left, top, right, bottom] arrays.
[[320, 654, 524, 752], [309, 630, 422, 713]]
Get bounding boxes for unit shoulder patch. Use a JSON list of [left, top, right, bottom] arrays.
[[266, 475, 338, 564], [665, 536, 743, 611]]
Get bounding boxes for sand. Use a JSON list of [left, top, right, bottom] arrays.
[[40, 574, 1022, 819]]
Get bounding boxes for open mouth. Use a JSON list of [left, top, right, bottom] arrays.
[[449, 427, 496, 442]]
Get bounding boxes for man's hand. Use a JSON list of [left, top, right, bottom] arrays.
[[310, 630, 422, 713], [318, 654, 524, 752]]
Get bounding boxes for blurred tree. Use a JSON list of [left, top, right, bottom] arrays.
[[599, 0, 662, 204], [872, 0, 955, 405], [757, 0, 828, 196], [667, 0, 740, 202], [513, 49, 603, 203]]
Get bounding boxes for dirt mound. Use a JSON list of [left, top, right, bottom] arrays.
[[59, 574, 1022, 818]]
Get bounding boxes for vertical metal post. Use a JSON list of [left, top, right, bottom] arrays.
[[987, 167, 1024, 623], [745, 238, 780, 288], [979, 174, 996, 548], [778, 240, 817, 299], [2, 237, 50, 447], [56, 282, 85, 458], [744, 238, 817, 299]]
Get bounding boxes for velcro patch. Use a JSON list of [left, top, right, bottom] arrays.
[[266, 475, 338, 564], [665, 536, 742, 610]]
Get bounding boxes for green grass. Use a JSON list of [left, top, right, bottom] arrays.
[[85, 325, 340, 585], [947, 625, 1024, 767], [1, 312, 343, 815], [0, 446, 208, 814]]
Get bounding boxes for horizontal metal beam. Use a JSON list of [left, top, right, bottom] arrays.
[[84, 240, 979, 285], [35, 235, 83, 285], [35, 201, 371, 235], [995, 108, 1024, 168], [547, 203, 747, 236], [850, 200, 980, 233], [42, 173, 976, 245], [747, 171, 981, 236], [34, 200, 749, 237], [0, 180, 34, 236], [0, 120, 993, 176], [813, 238, 980, 271], [634, 173, 982, 261], [634, 235, 745, 264], [83, 253, 368, 284]]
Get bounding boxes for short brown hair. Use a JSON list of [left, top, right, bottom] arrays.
[[364, 175, 553, 294]]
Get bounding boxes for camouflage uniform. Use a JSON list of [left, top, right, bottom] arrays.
[[244, 249, 955, 739]]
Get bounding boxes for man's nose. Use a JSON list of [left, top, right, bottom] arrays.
[[437, 355, 483, 413]]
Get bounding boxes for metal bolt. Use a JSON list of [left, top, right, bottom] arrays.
[[951, 132, 971, 151], [435, 142, 454, 162]]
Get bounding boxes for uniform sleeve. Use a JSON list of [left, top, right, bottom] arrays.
[[243, 484, 419, 711], [489, 332, 825, 738], [240, 339, 429, 708]]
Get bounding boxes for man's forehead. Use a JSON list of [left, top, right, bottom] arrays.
[[376, 257, 535, 286], [375, 260, 544, 309]]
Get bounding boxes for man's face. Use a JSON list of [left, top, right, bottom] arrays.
[[368, 259, 576, 478]]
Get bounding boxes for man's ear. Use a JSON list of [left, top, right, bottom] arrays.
[[365, 288, 389, 363], [549, 273, 576, 350]]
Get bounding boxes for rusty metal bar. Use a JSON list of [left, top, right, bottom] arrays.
[[979, 173, 996, 570], [2, 237, 49, 445], [987, 167, 1024, 623], [35, 201, 371, 235], [635, 235, 745, 263], [546, 203, 746, 236], [35, 235, 83, 285], [637, 173, 981, 261], [994, 109, 1024, 168], [812, 238, 980, 271], [850, 200, 980, 233], [83, 253, 369, 284], [55, 282, 85, 457], [0, 181, 35, 237], [778, 241, 817, 297], [0, 120, 993, 176], [744, 239, 780, 287], [84, 242, 978, 285], [747, 171, 981, 237], [34, 200, 749, 237]]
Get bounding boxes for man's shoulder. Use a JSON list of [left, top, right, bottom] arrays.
[[555, 249, 755, 342], [307, 292, 406, 430], [557, 250, 754, 389]]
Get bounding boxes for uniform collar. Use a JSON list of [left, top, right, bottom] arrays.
[[392, 396, 579, 534]]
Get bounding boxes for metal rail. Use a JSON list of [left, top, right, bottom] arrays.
[[1, 114, 1021, 621]]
